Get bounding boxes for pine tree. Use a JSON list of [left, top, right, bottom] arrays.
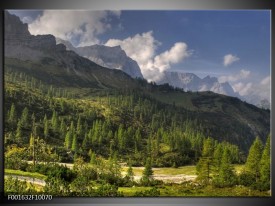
[[51, 110, 59, 131], [64, 131, 72, 150], [126, 165, 134, 182], [108, 153, 121, 179], [20, 107, 28, 127], [117, 124, 125, 151], [141, 158, 153, 185], [143, 158, 153, 178], [259, 135, 270, 190], [8, 103, 16, 124], [212, 143, 223, 175], [59, 118, 66, 138], [89, 149, 97, 165], [15, 121, 23, 144], [71, 134, 78, 152], [76, 116, 83, 137], [29, 133, 35, 165], [213, 147, 237, 187], [245, 137, 263, 181], [196, 138, 215, 184]]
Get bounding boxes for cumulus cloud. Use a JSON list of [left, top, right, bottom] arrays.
[[106, 31, 159, 67], [106, 31, 191, 82], [232, 82, 252, 96], [153, 42, 190, 72], [223, 54, 240, 66], [231, 75, 270, 104], [29, 10, 121, 46], [219, 69, 250, 83]]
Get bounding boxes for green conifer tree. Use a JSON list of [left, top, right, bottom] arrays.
[[8, 103, 17, 125], [245, 137, 263, 181], [196, 138, 215, 184], [71, 134, 78, 152], [214, 147, 237, 187], [259, 135, 270, 190]]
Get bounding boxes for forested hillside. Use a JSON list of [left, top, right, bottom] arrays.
[[4, 11, 270, 197]]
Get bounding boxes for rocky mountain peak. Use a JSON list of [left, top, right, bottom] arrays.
[[5, 11, 30, 38], [56, 38, 144, 79], [158, 71, 237, 97]]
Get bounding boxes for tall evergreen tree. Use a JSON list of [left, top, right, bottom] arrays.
[[20, 107, 28, 127], [89, 149, 97, 165], [51, 110, 59, 131], [125, 165, 134, 183], [29, 133, 35, 165], [259, 135, 270, 190], [76, 116, 83, 137], [15, 121, 23, 144], [212, 143, 223, 175], [143, 158, 153, 178], [245, 137, 263, 181], [196, 138, 215, 184], [8, 103, 16, 125], [213, 147, 237, 187], [59, 118, 66, 138], [64, 131, 72, 150], [71, 134, 78, 152]]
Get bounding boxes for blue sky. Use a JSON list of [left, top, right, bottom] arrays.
[[8, 10, 271, 101]]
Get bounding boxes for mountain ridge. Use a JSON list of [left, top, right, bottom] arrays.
[[4, 11, 138, 89], [157, 71, 237, 97], [55, 38, 144, 79]]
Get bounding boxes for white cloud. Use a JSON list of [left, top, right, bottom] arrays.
[[106, 31, 191, 82], [153, 42, 190, 72], [29, 10, 121, 47], [260, 75, 270, 85], [223, 54, 240, 66], [106, 31, 159, 67], [219, 69, 250, 83], [232, 75, 270, 104], [232, 82, 252, 96]]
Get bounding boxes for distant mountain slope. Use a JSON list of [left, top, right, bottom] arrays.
[[4, 11, 138, 89], [157, 71, 237, 97], [56, 38, 143, 79]]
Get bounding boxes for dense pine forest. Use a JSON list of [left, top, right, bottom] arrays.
[[4, 68, 270, 196]]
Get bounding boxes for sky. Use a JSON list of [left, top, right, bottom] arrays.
[[8, 10, 271, 102]]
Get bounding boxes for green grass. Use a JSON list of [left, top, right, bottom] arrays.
[[5, 169, 47, 180], [122, 165, 197, 176], [119, 186, 153, 196], [153, 165, 196, 175], [119, 184, 270, 197]]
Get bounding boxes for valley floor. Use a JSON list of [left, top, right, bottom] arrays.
[[6, 164, 270, 197]]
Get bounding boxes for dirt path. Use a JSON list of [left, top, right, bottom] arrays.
[[27, 161, 74, 169], [5, 175, 46, 186], [122, 171, 197, 184], [25, 161, 197, 184]]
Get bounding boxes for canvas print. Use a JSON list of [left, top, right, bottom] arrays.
[[4, 10, 271, 197]]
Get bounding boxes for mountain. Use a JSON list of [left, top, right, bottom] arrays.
[[4, 11, 138, 89], [4, 11, 270, 153], [56, 38, 143, 79], [157, 71, 237, 97]]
